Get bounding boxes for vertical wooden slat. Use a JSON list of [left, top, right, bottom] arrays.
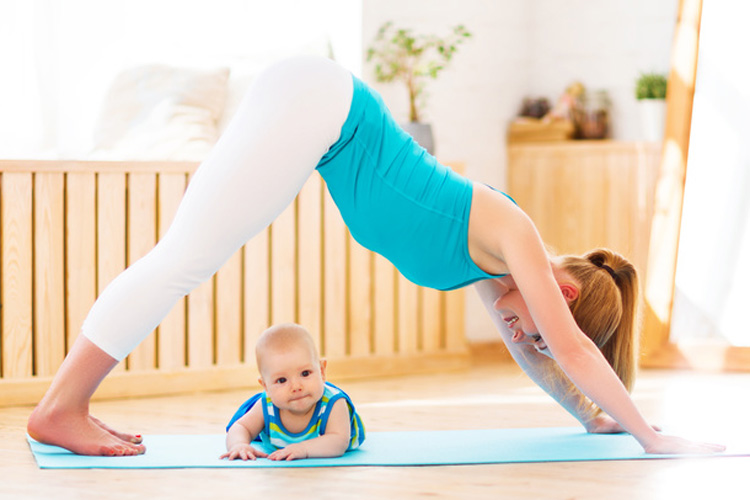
[[185, 156, 214, 368], [244, 227, 270, 363], [185, 162, 213, 367], [65, 172, 96, 353], [583, 150, 607, 251], [184, 166, 214, 368], [270, 202, 296, 325], [33, 172, 65, 376], [215, 250, 242, 365], [444, 289, 466, 352], [126, 173, 157, 370], [373, 254, 396, 356], [606, 151, 635, 259], [187, 279, 214, 368], [297, 176, 323, 353], [97, 173, 126, 292], [443, 163, 467, 356], [397, 275, 419, 354], [157, 173, 187, 369], [323, 191, 346, 358], [1, 173, 33, 377], [421, 287, 443, 352], [348, 239, 372, 357], [96, 172, 127, 373]]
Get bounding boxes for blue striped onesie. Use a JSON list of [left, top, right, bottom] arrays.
[[226, 382, 365, 452]]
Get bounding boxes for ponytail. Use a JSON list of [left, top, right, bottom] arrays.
[[560, 249, 640, 392]]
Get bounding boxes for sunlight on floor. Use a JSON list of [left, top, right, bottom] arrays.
[[644, 370, 750, 446]]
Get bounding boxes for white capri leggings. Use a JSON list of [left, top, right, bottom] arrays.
[[82, 57, 353, 360]]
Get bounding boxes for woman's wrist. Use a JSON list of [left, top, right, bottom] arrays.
[[633, 425, 662, 449], [581, 411, 603, 432]]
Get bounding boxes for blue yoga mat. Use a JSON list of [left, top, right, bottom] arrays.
[[27, 427, 748, 469]]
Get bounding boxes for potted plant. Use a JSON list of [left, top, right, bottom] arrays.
[[366, 22, 472, 154], [635, 72, 668, 142]]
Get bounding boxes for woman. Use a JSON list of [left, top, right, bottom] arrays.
[[27, 56, 724, 456]]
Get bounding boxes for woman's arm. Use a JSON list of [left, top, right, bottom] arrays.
[[472, 188, 724, 453], [498, 206, 663, 446], [474, 279, 602, 429], [475, 279, 657, 434]]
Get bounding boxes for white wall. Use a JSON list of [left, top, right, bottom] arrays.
[[527, 0, 677, 140], [362, 0, 530, 189], [361, 0, 678, 342]]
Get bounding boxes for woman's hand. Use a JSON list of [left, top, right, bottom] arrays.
[[220, 443, 268, 461], [585, 413, 661, 434], [642, 434, 726, 455], [587, 414, 723, 455]]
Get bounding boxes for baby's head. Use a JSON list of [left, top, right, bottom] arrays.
[[255, 323, 326, 412]]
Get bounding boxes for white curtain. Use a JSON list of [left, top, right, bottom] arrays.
[[0, 0, 57, 156], [672, 0, 750, 346], [0, 0, 361, 159]]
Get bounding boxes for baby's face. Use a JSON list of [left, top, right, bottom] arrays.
[[260, 344, 326, 415]]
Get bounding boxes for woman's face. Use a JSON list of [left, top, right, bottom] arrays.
[[493, 287, 552, 358], [492, 266, 578, 360]]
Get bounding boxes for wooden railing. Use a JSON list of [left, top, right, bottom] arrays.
[[0, 160, 467, 406]]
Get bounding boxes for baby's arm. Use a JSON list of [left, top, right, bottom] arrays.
[[268, 399, 351, 461], [220, 402, 268, 460]]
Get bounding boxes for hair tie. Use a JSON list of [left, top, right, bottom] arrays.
[[594, 261, 617, 279]]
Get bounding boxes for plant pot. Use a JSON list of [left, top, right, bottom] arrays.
[[402, 122, 435, 155], [638, 99, 666, 142]]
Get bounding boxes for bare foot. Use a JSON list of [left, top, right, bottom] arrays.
[[90, 415, 143, 444], [28, 403, 146, 456], [27, 335, 146, 456]]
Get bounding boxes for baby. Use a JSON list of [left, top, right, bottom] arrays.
[[221, 323, 365, 461]]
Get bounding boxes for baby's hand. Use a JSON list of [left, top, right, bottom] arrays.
[[220, 443, 268, 461], [268, 443, 308, 461]]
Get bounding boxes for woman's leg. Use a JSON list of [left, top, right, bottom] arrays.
[[28, 56, 353, 455], [27, 336, 144, 455]]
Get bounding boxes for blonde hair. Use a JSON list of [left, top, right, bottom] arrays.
[[559, 248, 640, 392], [255, 323, 319, 375]]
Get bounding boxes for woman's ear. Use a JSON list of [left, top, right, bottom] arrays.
[[560, 283, 579, 303]]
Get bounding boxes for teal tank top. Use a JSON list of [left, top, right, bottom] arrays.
[[316, 76, 503, 291]]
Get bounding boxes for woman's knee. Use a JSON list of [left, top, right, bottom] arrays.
[[139, 239, 220, 295]]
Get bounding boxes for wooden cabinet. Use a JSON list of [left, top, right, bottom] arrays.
[[507, 141, 660, 278]]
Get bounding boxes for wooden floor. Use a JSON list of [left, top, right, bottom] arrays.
[[2, 356, 749, 500]]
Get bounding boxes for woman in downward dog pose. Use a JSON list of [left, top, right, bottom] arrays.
[[28, 56, 724, 456]]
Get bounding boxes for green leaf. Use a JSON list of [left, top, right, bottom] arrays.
[[635, 72, 668, 99], [366, 22, 473, 120]]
